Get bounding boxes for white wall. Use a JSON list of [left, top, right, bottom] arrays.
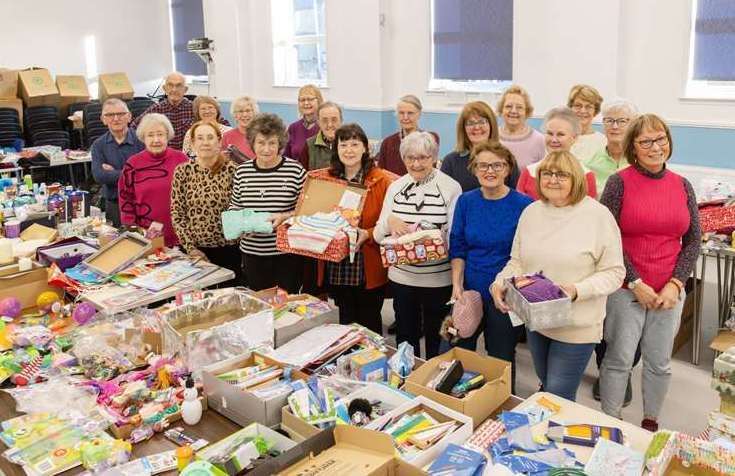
[[3, 0, 173, 98]]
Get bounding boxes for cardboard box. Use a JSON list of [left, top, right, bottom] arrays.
[[20, 223, 58, 243], [403, 347, 511, 428], [98, 72, 134, 101], [0, 68, 18, 98], [18, 68, 59, 107], [203, 352, 308, 428], [0, 98, 23, 130], [56, 75, 90, 118], [364, 395, 474, 468], [0, 263, 56, 311]]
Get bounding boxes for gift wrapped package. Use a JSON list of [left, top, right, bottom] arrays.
[[712, 345, 735, 398], [699, 204, 735, 235], [161, 289, 274, 371], [504, 275, 572, 331], [380, 229, 448, 267], [645, 430, 735, 476]]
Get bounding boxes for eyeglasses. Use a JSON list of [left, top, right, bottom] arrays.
[[103, 112, 129, 119], [476, 162, 507, 172], [165, 83, 186, 90], [299, 97, 318, 103], [602, 118, 630, 127], [403, 154, 432, 163], [636, 136, 669, 149], [539, 170, 572, 181], [233, 109, 252, 115], [572, 103, 595, 112], [465, 118, 489, 128]]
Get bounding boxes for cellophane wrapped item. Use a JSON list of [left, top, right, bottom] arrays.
[[160, 289, 274, 372], [712, 345, 735, 398]]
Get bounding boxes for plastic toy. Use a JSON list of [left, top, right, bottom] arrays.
[[0, 297, 22, 319], [72, 302, 96, 325], [36, 291, 61, 312]]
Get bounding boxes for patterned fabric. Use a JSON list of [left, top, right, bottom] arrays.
[[327, 169, 365, 286], [287, 212, 351, 253], [170, 159, 237, 253], [130, 98, 194, 150]]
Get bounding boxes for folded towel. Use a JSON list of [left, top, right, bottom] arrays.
[[221, 209, 273, 240]]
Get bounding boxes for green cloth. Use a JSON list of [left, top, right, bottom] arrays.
[[304, 131, 334, 170], [221, 209, 272, 240], [584, 148, 629, 196]]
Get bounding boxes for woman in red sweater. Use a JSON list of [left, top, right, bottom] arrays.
[[599, 114, 700, 432]]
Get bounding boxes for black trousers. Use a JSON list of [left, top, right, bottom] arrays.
[[200, 245, 242, 287], [331, 284, 385, 335], [391, 281, 451, 359], [241, 253, 303, 293], [105, 198, 121, 227]]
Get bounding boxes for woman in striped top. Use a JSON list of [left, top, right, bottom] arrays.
[[229, 113, 306, 293], [374, 131, 462, 358]]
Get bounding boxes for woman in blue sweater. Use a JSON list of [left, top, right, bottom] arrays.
[[449, 140, 532, 391]]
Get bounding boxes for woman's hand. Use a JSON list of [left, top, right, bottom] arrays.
[[269, 212, 291, 228], [491, 282, 510, 313], [451, 283, 464, 303], [658, 282, 681, 310], [632, 281, 662, 310], [559, 284, 578, 301], [388, 214, 411, 237], [355, 228, 370, 249], [189, 248, 208, 262]]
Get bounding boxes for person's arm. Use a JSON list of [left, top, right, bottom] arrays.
[[443, 179, 462, 243], [573, 208, 625, 301], [90, 140, 121, 185], [372, 180, 398, 243], [117, 163, 136, 226], [170, 165, 195, 253], [671, 177, 702, 283], [449, 195, 468, 300], [228, 167, 245, 211], [586, 171, 597, 198], [599, 174, 639, 283]]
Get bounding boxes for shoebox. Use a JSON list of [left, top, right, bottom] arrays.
[[202, 351, 309, 428], [18, 68, 59, 107], [712, 345, 735, 397], [365, 395, 473, 468], [403, 347, 511, 428], [0, 262, 56, 311]]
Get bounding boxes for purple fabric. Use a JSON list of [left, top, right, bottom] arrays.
[[513, 273, 565, 303]]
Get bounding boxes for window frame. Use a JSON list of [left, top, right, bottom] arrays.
[[168, 0, 209, 82]]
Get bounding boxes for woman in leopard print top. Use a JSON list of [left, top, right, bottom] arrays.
[[171, 121, 241, 284]]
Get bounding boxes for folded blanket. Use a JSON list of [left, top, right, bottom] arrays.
[[221, 209, 272, 240], [286, 211, 358, 262]]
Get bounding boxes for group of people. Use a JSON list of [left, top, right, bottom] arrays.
[[90, 72, 700, 432]]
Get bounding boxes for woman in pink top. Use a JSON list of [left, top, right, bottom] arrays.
[[516, 107, 597, 200], [118, 113, 188, 247], [221, 96, 257, 162]]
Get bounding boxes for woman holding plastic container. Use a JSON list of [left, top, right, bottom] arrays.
[[599, 114, 700, 432], [449, 141, 532, 391], [491, 151, 625, 401], [374, 131, 462, 358], [309, 123, 396, 333]]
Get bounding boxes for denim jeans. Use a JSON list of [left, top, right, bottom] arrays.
[[526, 330, 595, 402]]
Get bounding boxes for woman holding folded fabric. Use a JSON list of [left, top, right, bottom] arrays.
[[229, 113, 306, 293], [491, 151, 625, 401], [308, 123, 396, 333], [448, 141, 532, 391], [374, 131, 462, 358], [171, 121, 240, 285], [599, 114, 700, 432]]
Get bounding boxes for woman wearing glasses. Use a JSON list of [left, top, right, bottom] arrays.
[[498, 85, 546, 170], [449, 141, 532, 391], [599, 114, 700, 432], [491, 151, 624, 401], [374, 131, 462, 358], [283, 84, 324, 161], [221, 96, 258, 161], [568, 84, 607, 162]]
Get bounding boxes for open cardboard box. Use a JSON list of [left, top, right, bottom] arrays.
[[403, 347, 510, 428], [203, 352, 309, 428], [0, 262, 57, 311]]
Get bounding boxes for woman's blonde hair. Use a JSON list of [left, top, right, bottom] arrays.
[[567, 84, 603, 115], [192, 96, 223, 122], [535, 151, 588, 205], [497, 85, 534, 118], [455, 101, 499, 153], [298, 84, 324, 116]]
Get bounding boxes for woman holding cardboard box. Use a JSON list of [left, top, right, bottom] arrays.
[[491, 151, 624, 401]]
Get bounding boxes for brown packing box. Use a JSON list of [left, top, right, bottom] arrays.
[[56, 75, 90, 118], [403, 347, 511, 428], [296, 175, 368, 216], [98, 72, 134, 101], [281, 405, 322, 440], [18, 68, 59, 107], [20, 223, 58, 243], [0, 98, 23, 131], [0, 263, 57, 312], [0, 68, 18, 98]]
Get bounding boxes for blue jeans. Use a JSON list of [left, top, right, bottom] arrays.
[[527, 330, 595, 402]]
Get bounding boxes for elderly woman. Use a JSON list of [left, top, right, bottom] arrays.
[[498, 85, 546, 170], [118, 113, 188, 247], [449, 141, 532, 390], [222, 96, 258, 161], [599, 114, 700, 432], [374, 131, 462, 358], [440, 101, 518, 190], [300, 101, 343, 171], [378, 95, 440, 176], [182, 96, 231, 156], [307, 124, 396, 333], [492, 151, 624, 401], [568, 84, 606, 162], [171, 121, 240, 283], [229, 113, 306, 293], [516, 107, 597, 199], [283, 84, 323, 160]]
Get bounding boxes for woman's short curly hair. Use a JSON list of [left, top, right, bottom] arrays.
[[245, 113, 288, 151]]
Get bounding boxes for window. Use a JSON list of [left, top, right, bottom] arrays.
[[429, 0, 513, 92], [271, 0, 327, 87], [686, 0, 735, 99], [169, 0, 207, 78]]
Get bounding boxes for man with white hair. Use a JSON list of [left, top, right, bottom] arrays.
[[131, 72, 193, 150], [90, 98, 144, 226]]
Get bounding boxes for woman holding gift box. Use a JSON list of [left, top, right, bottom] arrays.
[[374, 131, 462, 358], [491, 151, 625, 401], [599, 114, 700, 432]]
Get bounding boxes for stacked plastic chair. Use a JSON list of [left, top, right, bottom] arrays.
[[0, 107, 23, 149], [25, 106, 69, 148], [83, 102, 105, 149], [126, 96, 155, 120]]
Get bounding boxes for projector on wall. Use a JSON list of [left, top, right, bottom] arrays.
[[187, 37, 214, 63]]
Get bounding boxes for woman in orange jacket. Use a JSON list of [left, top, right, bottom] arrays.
[[310, 123, 396, 334]]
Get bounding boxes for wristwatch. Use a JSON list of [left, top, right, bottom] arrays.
[[627, 278, 642, 290]]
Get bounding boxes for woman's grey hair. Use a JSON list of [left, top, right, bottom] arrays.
[[102, 98, 129, 113], [601, 99, 639, 119], [400, 131, 438, 161], [398, 94, 423, 112], [135, 113, 175, 142], [230, 96, 259, 116], [246, 113, 288, 151], [542, 106, 581, 136]]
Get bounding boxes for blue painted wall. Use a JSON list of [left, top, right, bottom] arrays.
[[221, 101, 735, 169]]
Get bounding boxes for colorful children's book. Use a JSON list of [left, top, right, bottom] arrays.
[[129, 261, 200, 292]]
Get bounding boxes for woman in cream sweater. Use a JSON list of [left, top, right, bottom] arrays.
[[491, 151, 625, 401]]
